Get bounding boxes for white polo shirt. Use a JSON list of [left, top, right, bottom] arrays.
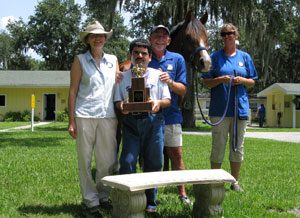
[[114, 67, 171, 103]]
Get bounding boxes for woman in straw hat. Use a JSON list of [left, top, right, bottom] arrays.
[[68, 20, 119, 215]]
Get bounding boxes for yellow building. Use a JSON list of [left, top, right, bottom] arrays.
[[257, 83, 300, 128], [0, 71, 69, 121]]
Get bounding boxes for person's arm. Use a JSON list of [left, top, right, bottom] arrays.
[[166, 76, 187, 97], [151, 98, 171, 113], [202, 75, 232, 88], [232, 76, 255, 88], [115, 60, 124, 83], [159, 56, 187, 97], [68, 56, 82, 139]]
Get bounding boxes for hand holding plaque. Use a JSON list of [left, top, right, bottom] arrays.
[[122, 64, 153, 112]]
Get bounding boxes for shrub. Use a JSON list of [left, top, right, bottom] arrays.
[[4, 111, 22, 121], [56, 108, 68, 122], [21, 110, 31, 122], [3, 110, 40, 122]]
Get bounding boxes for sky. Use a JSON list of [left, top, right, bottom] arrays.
[[0, 0, 85, 59], [0, 0, 86, 30], [0, 0, 130, 59]]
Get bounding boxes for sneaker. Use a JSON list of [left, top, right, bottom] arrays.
[[179, 195, 192, 205], [145, 206, 157, 213], [230, 182, 244, 192], [99, 198, 113, 210]]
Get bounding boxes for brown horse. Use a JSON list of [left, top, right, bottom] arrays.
[[168, 10, 210, 72], [168, 10, 211, 127]]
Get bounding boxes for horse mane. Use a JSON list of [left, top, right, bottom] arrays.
[[170, 21, 185, 39], [186, 19, 208, 47], [170, 17, 208, 48]]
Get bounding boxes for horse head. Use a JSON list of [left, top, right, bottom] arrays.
[[168, 10, 211, 72]]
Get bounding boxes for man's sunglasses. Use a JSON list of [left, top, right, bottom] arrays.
[[220, 32, 235, 37]]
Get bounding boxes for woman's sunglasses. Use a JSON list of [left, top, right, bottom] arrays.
[[220, 32, 235, 37]]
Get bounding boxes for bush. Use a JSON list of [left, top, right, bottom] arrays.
[[56, 108, 68, 122], [3, 110, 40, 122], [4, 111, 22, 121], [21, 110, 31, 122]]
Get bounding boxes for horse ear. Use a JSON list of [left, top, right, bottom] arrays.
[[184, 10, 194, 23], [200, 11, 208, 25]]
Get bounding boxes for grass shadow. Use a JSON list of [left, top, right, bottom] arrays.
[[0, 132, 70, 149], [18, 203, 87, 217]]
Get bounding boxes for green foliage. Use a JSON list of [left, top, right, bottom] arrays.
[[3, 110, 39, 122], [56, 108, 69, 122], [4, 20, 34, 70], [0, 31, 14, 69], [27, 0, 82, 70], [3, 111, 22, 121], [104, 13, 130, 62]]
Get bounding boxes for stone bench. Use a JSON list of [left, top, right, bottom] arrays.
[[101, 169, 236, 218]]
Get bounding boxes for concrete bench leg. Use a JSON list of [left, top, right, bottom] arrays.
[[193, 183, 225, 217], [111, 189, 146, 218]]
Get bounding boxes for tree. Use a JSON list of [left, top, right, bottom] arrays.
[[0, 31, 13, 69], [5, 20, 34, 70], [27, 0, 82, 70]]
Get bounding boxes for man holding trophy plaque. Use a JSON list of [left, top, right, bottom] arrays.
[[114, 39, 171, 213]]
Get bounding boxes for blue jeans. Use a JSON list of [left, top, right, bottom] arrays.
[[119, 112, 165, 209]]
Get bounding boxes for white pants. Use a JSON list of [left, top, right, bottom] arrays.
[[75, 117, 118, 208]]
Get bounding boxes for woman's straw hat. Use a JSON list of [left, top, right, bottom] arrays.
[[80, 20, 113, 44]]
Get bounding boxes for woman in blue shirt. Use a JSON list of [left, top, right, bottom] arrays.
[[202, 23, 258, 192]]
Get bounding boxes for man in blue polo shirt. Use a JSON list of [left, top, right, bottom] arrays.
[[148, 25, 191, 204]]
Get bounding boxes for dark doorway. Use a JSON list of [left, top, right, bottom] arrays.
[[44, 94, 56, 120]]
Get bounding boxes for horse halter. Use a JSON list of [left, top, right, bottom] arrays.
[[190, 46, 208, 70], [190, 45, 207, 70]]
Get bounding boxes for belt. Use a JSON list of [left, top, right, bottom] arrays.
[[129, 112, 149, 119]]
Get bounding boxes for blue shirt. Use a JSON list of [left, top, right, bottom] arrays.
[[148, 50, 187, 125], [202, 49, 258, 117]]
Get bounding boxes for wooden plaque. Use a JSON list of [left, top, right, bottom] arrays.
[[123, 77, 152, 112]]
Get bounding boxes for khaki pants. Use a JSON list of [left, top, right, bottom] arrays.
[[75, 117, 118, 208], [210, 117, 247, 163]]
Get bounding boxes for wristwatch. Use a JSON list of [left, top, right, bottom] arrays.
[[167, 79, 174, 87]]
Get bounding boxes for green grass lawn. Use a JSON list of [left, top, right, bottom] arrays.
[[0, 122, 31, 130], [0, 122, 299, 217]]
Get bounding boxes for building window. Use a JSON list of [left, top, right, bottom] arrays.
[[0, 95, 6, 107]]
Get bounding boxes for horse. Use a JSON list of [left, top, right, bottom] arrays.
[[168, 10, 211, 128]]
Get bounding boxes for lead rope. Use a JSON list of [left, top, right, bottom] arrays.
[[232, 70, 238, 152], [195, 74, 234, 126]]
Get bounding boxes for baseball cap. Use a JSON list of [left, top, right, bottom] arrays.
[[150, 25, 170, 35]]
